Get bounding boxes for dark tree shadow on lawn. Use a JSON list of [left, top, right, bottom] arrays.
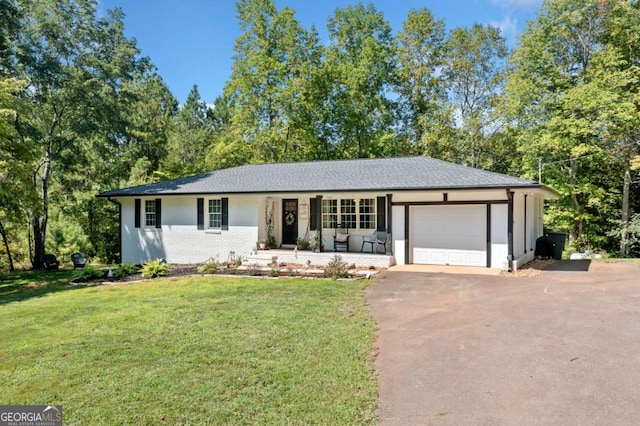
[[0, 269, 83, 305]]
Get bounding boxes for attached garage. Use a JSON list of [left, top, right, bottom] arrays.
[[411, 205, 487, 267]]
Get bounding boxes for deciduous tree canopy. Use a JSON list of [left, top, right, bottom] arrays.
[[1, 0, 639, 269]]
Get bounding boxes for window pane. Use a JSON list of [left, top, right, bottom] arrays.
[[359, 198, 376, 229], [340, 199, 356, 229], [322, 199, 337, 228], [145, 200, 156, 227], [209, 199, 222, 228]]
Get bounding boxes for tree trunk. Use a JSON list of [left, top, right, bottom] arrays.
[[620, 148, 631, 256], [0, 219, 14, 272], [32, 217, 46, 269], [31, 142, 52, 270]]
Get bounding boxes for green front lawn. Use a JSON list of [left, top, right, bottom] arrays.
[[0, 272, 378, 425]]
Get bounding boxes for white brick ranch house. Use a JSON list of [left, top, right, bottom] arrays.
[[97, 156, 558, 270]]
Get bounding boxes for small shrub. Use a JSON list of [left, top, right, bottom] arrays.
[[247, 263, 260, 276], [141, 259, 169, 278], [75, 265, 103, 282], [325, 255, 349, 280], [198, 262, 219, 274], [115, 262, 138, 278], [269, 268, 280, 277], [236, 256, 243, 266]]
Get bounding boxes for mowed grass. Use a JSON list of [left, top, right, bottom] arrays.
[[0, 272, 378, 425]]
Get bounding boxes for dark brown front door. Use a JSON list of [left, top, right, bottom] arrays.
[[282, 199, 298, 245]]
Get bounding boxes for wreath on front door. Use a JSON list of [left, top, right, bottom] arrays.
[[285, 212, 296, 226]]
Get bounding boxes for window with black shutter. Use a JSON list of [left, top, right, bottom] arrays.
[[376, 196, 386, 231], [197, 198, 204, 230], [155, 199, 162, 228], [134, 199, 141, 228], [221, 197, 229, 230], [310, 198, 317, 230]]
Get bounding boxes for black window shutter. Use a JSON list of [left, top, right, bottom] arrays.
[[155, 199, 162, 228], [376, 196, 386, 231], [197, 198, 204, 230], [134, 199, 141, 228], [309, 198, 317, 230], [221, 197, 229, 230]]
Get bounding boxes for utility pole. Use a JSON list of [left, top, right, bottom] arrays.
[[538, 158, 542, 184]]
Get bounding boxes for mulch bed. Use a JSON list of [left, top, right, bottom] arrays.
[[70, 263, 379, 286], [500, 259, 558, 278]]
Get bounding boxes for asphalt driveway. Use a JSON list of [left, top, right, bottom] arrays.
[[366, 261, 640, 425]]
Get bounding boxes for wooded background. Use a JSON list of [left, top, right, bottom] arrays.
[[1, 0, 639, 270]]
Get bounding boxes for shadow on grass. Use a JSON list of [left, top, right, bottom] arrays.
[[0, 269, 82, 305]]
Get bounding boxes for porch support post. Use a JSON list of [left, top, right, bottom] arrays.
[[316, 195, 322, 251], [507, 189, 514, 271], [486, 204, 491, 268], [524, 194, 528, 253], [386, 193, 392, 232], [404, 205, 410, 264], [386, 193, 392, 255]]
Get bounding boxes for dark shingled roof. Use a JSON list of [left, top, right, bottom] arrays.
[[98, 156, 545, 197]]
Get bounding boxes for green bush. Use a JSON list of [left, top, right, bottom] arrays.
[[75, 265, 104, 282], [269, 268, 280, 277], [115, 262, 138, 278], [141, 259, 169, 278], [198, 262, 218, 274], [246, 263, 260, 276], [324, 255, 349, 280]]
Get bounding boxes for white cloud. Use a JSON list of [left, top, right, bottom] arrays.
[[489, 15, 518, 39]]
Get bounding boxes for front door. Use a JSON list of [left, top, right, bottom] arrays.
[[282, 199, 298, 245]]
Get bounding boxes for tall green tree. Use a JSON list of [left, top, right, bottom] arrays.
[[323, 3, 399, 158], [598, 0, 640, 255], [205, 94, 252, 170], [506, 0, 640, 252], [439, 23, 509, 169], [395, 8, 446, 145], [160, 84, 214, 178], [0, 78, 36, 270], [12, 0, 145, 268], [225, 0, 322, 163], [121, 72, 177, 184], [0, 0, 19, 73]]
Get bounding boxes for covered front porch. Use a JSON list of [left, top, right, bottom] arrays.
[[258, 193, 391, 254], [247, 248, 395, 269]]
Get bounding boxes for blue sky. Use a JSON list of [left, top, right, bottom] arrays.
[[98, 0, 543, 105]]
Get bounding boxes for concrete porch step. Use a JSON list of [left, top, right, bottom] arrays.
[[245, 253, 278, 266]]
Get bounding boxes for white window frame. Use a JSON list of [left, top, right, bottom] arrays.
[[359, 198, 376, 230], [340, 199, 357, 229], [208, 199, 222, 229], [144, 200, 156, 227], [322, 199, 337, 229], [321, 198, 376, 230]]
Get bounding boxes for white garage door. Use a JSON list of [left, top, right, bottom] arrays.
[[411, 205, 486, 267]]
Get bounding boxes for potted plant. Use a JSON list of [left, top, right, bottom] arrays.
[[296, 237, 309, 250], [310, 231, 320, 252], [267, 234, 277, 249]]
